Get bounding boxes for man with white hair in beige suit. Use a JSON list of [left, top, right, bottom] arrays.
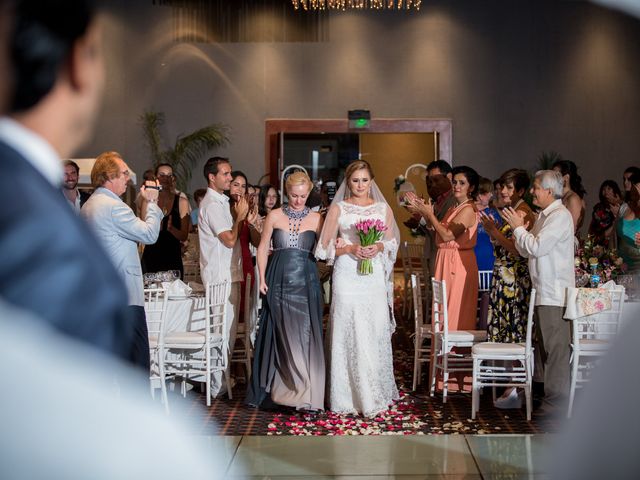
[[82, 151, 163, 371]]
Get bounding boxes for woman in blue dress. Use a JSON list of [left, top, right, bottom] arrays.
[[475, 177, 502, 274]]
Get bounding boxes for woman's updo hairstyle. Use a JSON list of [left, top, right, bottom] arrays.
[[552, 159, 587, 199], [285, 171, 313, 193]]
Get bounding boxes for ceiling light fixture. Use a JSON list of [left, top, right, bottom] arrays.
[[291, 0, 421, 11]]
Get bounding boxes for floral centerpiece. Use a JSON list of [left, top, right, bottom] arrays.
[[575, 235, 626, 287], [354, 218, 388, 275]]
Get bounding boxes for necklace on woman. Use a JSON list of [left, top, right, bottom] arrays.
[[283, 205, 310, 248]]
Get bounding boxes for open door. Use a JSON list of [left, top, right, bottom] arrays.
[[360, 133, 437, 243]]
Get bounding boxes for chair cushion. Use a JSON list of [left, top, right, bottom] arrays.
[[164, 331, 206, 346], [577, 339, 610, 352], [473, 342, 526, 356], [446, 330, 486, 343]]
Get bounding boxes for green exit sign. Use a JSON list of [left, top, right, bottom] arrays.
[[349, 118, 370, 129], [348, 110, 371, 129]]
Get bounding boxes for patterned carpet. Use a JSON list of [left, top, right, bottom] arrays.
[[174, 297, 560, 436], [179, 373, 557, 436]]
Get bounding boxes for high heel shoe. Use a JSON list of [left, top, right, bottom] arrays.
[[494, 388, 522, 409]]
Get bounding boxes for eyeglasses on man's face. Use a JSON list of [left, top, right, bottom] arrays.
[[157, 172, 174, 179]]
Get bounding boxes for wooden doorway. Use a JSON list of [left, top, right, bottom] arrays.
[[264, 118, 452, 241], [264, 118, 452, 185]]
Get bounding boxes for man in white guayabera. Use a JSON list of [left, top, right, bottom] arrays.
[[502, 170, 575, 417]]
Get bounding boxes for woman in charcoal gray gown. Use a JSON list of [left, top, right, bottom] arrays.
[[246, 172, 325, 411]]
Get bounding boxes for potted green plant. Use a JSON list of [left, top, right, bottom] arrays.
[[140, 110, 230, 193]]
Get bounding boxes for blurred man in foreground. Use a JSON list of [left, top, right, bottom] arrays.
[[0, 0, 135, 361]]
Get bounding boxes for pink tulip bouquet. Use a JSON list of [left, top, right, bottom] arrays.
[[353, 218, 388, 275]]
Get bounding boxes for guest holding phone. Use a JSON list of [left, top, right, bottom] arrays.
[[82, 152, 163, 371], [141, 163, 190, 279]]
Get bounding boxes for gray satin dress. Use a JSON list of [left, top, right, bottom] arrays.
[[246, 228, 326, 411]]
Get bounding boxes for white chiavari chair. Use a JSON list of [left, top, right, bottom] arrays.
[[401, 241, 424, 318], [411, 273, 431, 391], [430, 278, 486, 403], [477, 269, 493, 330], [567, 285, 625, 418], [144, 286, 169, 413], [163, 280, 231, 406], [471, 289, 536, 421]]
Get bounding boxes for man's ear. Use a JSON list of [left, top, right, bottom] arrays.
[[446, 173, 452, 181], [67, 21, 101, 93]]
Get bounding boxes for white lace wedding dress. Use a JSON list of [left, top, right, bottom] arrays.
[[326, 201, 399, 417]]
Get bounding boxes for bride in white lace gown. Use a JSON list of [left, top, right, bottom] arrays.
[[316, 161, 400, 417]]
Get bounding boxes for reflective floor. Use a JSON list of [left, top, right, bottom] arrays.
[[209, 434, 551, 479]]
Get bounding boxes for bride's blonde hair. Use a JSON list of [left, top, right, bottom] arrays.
[[285, 171, 313, 193]]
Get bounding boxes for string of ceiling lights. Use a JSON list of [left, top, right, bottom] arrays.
[[291, 0, 422, 11]]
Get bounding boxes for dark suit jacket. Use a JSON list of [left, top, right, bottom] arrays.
[[79, 189, 92, 207], [0, 140, 134, 361]]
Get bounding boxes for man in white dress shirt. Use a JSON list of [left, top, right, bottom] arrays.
[[82, 151, 164, 371], [198, 156, 248, 396], [503, 170, 575, 415]]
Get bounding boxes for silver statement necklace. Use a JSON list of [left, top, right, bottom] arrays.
[[283, 205, 310, 248]]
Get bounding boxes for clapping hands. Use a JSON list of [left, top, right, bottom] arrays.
[[479, 210, 499, 235], [501, 207, 529, 230], [405, 191, 434, 220], [246, 202, 258, 226], [234, 196, 249, 221]]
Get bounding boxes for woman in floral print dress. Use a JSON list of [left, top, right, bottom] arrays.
[[480, 169, 535, 408]]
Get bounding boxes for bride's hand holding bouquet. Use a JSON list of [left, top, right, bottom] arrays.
[[353, 218, 388, 275]]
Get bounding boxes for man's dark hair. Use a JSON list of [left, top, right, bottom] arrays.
[[10, 0, 97, 112], [63, 159, 80, 175], [203, 156, 229, 181], [426, 159, 452, 175]]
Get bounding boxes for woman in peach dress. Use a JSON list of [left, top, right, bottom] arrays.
[[408, 165, 479, 392], [420, 166, 479, 330]]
